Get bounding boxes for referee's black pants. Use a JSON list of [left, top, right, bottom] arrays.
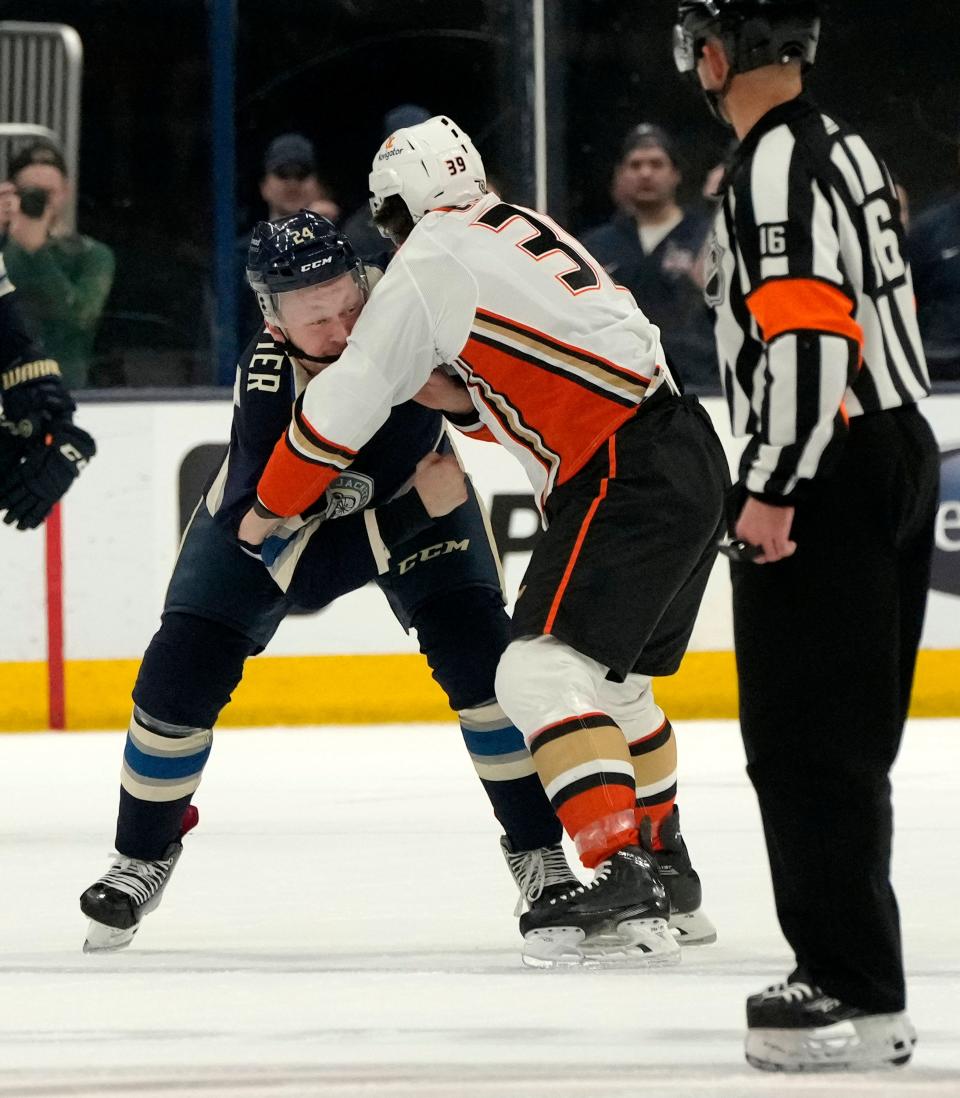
[[732, 404, 939, 1015]]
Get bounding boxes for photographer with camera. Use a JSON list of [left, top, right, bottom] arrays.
[[3, 140, 114, 389], [0, 179, 95, 529]]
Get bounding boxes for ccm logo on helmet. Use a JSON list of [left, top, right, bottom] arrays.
[[300, 256, 335, 272]]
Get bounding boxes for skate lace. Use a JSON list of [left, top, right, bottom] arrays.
[[762, 981, 818, 1003], [546, 858, 614, 906], [97, 854, 172, 905], [504, 844, 577, 916]]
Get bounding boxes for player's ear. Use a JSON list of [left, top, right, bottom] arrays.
[[264, 321, 285, 342]]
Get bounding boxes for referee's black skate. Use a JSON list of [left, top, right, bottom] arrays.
[[652, 806, 717, 946], [80, 806, 198, 953], [745, 981, 917, 1072], [518, 843, 679, 968]]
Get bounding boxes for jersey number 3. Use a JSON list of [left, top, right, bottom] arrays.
[[474, 202, 600, 294]]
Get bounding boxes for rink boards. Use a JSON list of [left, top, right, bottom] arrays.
[[1, 395, 958, 729]]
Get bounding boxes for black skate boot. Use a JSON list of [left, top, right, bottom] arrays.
[[80, 805, 198, 953], [652, 806, 717, 946], [500, 836, 581, 918], [517, 844, 679, 968], [745, 981, 917, 1072]]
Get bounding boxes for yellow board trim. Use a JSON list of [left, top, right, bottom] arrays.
[[0, 650, 958, 732]]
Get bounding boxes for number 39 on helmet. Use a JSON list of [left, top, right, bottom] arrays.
[[368, 115, 486, 234]]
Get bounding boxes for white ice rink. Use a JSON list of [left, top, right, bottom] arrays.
[[0, 720, 957, 1098]]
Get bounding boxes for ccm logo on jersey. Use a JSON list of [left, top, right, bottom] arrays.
[[397, 539, 469, 575]]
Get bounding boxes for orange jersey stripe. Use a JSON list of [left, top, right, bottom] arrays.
[[461, 336, 636, 488], [257, 432, 340, 518], [746, 277, 864, 349]]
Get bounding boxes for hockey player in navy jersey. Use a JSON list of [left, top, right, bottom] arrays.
[[78, 212, 584, 955]]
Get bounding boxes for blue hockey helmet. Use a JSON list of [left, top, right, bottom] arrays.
[[246, 210, 369, 325]]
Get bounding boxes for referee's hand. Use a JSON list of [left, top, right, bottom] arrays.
[[735, 497, 797, 564]]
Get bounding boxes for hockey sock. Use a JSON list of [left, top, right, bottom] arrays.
[[115, 705, 212, 860], [527, 712, 638, 869], [459, 699, 563, 852], [629, 717, 678, 851]]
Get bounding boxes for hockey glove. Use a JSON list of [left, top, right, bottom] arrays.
[[0, 421, 96, 530], [0, 418, 25, 479], [0, 359, 76, 437]]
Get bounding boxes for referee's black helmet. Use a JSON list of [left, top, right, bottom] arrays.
[[674, 0, 821, 77]]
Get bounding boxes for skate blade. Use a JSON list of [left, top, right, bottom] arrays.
[[669, 907, 718, 946], [83, 919, 138, 954], [745, 1014, 917, 1073], [522, 917, 680, 969]]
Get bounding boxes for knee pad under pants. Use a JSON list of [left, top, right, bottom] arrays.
[[495, 634, 616, 743], [410, 586, 510, 712], [132, 611, 259, 729]]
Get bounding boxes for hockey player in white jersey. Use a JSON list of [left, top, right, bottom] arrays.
[[239, 117, 727, 966]]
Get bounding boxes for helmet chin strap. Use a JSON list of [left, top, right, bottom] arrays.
[[703, 68, 736, 127], [274, 333, 340, 366]]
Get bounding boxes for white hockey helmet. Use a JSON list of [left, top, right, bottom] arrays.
[[368, 115, 486, 229]]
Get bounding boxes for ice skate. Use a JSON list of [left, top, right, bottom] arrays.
[[652, 806, 717, 946], [80, 806, 198, 953], [745, 981, 917, 1072], [500, 835, 581, 917], [518, 843, 679, 968]]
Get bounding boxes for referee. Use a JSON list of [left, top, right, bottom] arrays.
[[675, 0, 939, 1073]]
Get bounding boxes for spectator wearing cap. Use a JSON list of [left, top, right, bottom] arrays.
[[258, 133, 339, 223], [341, 104, 432, 257], [236, 133, 340, 350], [582, 124, 718, 389], [2, 140, 114, 388]]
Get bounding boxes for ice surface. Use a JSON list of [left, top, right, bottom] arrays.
[[0, 720, 957, 1097]]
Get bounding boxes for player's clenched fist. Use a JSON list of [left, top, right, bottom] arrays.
[[413, 452, 468, 517]]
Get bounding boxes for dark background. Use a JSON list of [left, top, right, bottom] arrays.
[[3, 0, 958, 386]]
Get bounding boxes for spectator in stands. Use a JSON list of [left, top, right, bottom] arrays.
[[236, 133, 341, 350], [582, 124, 718, 389], [3, 140, 114, 389], [908, 151, 960, 381], [257, 133, 339, 224], [341, 104, 432, 257]]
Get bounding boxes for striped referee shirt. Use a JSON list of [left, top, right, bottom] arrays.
[[705, 94, 930, 500]]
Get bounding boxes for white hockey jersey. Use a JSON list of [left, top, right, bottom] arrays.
[[257, 192, 674, 518]]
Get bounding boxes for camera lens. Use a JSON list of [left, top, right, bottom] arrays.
[[16, 186, 49, 219]]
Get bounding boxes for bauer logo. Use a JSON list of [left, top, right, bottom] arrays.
[[931, 447, 960, 597]]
